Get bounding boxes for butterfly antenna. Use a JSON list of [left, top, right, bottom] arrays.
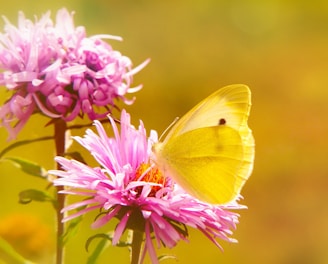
[[158, 117, 179, 141]]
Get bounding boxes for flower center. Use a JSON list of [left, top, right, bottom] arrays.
[[135, 163, 166, 196]]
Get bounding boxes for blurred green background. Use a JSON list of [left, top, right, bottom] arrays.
[[1, 0, 328, 263]]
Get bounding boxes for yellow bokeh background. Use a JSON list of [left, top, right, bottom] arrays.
[[1, 1, 328, 263]]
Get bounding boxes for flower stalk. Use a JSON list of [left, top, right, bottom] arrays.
[[54, 119, 67, 264], [131, 230, 143, 264]]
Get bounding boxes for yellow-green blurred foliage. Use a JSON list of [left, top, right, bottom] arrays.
[[0, 213, 54, 263], [1, 1, 328, 263]]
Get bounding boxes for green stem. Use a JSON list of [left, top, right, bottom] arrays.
[[130, 230, 143, 264], [54, 119, 67, 264]]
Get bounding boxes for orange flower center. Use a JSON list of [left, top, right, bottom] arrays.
[[135, 163, 166, 196]]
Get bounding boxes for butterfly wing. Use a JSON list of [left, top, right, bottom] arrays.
[[163, 84, 252, 140], [156, 125, 245, 204], [154, 84, 254, 204]]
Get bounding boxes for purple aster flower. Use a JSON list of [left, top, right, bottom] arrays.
[[50, 110, 245, 263], [0, 8, 148, 140]]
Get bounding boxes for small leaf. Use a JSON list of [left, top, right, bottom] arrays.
[[60, 202, 88, 245], [85, 231, 133, 264], [85, 234, 112, 252], [18, 189, 54, 204], [0, 136, 53, 158], [61, 213, 84, 246], [0, 236, 35, 264], [86, 235, 110, 264], [3, 157, 48, 179]]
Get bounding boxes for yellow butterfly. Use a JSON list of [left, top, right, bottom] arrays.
[[152, 84, 254, 204]]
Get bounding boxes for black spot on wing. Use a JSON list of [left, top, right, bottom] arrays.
[[218, 118, 226, 125]]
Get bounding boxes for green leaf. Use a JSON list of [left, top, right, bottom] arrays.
[[2, 157, 48, 179], [85, 231, 133, 264], [0, 236, 35, 264], [85, 232, 132, 252], [18, 189, 54, 204], [0, 136, 53, 158], [86, 235, 110, 264], [60, 213, 84, 246], [85, 234, 112, 252]]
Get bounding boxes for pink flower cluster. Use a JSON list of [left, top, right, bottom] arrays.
[[0, 9, 148, 139], [50, 110, 244, 264]]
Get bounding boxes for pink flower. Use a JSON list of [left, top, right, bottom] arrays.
[[50, 110, 244, 263], [0, 9, 149, 140]]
